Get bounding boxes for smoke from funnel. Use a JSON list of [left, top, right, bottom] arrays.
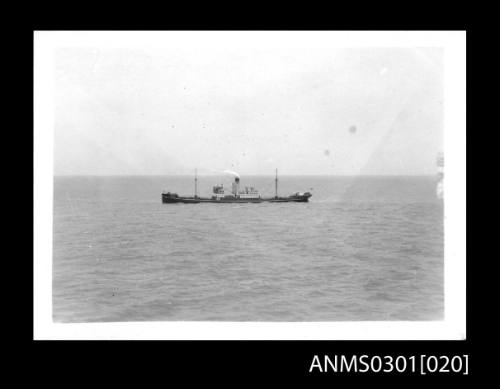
[[223, 170, 240, 179]]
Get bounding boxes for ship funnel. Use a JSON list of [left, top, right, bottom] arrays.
[[232, 176, 240, 194]]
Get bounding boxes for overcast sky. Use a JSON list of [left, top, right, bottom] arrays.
[[54, 46, 442, 176]]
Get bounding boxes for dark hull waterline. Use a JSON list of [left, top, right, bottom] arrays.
[[162, 194, 311, 204]]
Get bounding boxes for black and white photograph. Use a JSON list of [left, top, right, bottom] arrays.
[[33, 31, 466, 340]]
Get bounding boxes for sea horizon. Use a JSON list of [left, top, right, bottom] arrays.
[[54, 173, 439, 178]]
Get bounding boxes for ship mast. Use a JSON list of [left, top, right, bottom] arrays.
[[194, 168, 198, 198], [275, 168, 278, 198]]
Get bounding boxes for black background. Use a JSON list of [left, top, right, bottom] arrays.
[[21, 4, 478, 383]]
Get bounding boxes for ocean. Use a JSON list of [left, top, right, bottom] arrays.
[[53, 175, 443, 322]]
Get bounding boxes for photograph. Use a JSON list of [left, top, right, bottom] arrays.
[[34, 31, 465, 339]]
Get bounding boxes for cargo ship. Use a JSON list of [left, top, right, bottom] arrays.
[[162, 169, 312, 204]]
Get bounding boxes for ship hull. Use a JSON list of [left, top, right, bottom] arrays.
[[162, 193, 311, 204]]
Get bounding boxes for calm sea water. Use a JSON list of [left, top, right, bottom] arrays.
[[53, 175, 443, 322]]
